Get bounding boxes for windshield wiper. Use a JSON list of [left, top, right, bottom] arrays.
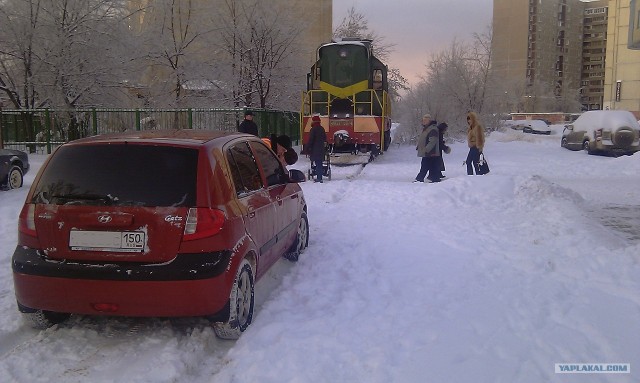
[[52, 193, 120, 205]]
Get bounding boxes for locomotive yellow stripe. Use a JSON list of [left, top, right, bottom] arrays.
[[319, 80, 369, 99]]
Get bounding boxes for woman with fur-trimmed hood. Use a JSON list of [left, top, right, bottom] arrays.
[[465, 111, 485, 175]]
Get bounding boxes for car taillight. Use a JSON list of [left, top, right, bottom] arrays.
[[18, 204, 37, 237], [183, 208, 226, 241]]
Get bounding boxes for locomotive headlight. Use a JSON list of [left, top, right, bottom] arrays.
[[339, 49, 348, 58]]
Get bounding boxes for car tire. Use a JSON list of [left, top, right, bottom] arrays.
[[24, 310, 71, 329], [583, 140, 593, 154], [283, 211, 309, 262], [561, 137, 568, 148], [7, 165, 24, 189], [213, 259, 255, 340]]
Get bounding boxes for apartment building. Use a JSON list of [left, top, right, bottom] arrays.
[[581, 1, 609, 110], [603, 0, 640, 113], [492, 0, 585, 112]]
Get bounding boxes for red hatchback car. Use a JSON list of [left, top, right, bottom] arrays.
[[12, 130, 308, 339]]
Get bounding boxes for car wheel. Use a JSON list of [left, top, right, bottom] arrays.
[[213, 259, 255, 340], [24, 310, 71, 329], [284, 211, 309, 262], [7, 165, 24, 189], [561, 137, 568, 148], [583, 140, 592, 153]]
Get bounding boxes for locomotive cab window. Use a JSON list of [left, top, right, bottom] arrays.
[[319, 44, 368, 88], [373, 69, 383, 90]]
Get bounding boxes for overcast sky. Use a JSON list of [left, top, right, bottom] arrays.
[[333, 0, 494, 87]]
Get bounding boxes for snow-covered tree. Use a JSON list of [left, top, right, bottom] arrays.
[[1, 0, 133, 109], [0, 0, 47, 111], [396, 27, 494, 140], [0, 0, 135, 142], [131, 0, 217, 108], [215, 0, 304, 109], [0, 0, 311, 114]]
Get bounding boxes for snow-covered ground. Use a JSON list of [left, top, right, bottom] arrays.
[[1, 128, 639, 382]]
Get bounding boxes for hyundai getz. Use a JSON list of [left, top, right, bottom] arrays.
[[12, 130, 308, 339]]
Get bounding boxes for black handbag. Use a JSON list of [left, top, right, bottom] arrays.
[[478, 153, 490, 175]]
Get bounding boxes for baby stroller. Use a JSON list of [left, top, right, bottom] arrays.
[[308, 145, 331, 181]]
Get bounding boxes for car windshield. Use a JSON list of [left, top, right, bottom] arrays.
[[31, 144, 198, 207]]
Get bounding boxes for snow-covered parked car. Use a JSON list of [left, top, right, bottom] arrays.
[[500, 119, 551, 134], [499, 120, 523, 130], [519, 120, 552, 135], [561, 110, 640, 155]]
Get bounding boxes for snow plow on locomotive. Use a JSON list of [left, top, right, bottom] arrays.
[[301, 38, 392, 163]]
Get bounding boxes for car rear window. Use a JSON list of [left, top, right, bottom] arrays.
[[31, 144, 198, 207]]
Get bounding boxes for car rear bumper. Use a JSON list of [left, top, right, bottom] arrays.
[[12, 246, 234, 318], [595, 142, 640, 154]]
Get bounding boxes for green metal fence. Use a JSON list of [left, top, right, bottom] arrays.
[[0, 108, 301, 154]]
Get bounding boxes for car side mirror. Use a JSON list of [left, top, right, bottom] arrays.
[[288, 169, 306, 183], [564, 124, 574, 131]]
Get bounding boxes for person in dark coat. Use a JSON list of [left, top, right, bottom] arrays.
[[435, 122, 451, 179], [238, 110, 259, 136], [306, 115, 327, 183], [414, 114, 441, 183]]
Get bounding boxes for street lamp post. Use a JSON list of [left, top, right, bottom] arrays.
[[526, 95, 534, 113]]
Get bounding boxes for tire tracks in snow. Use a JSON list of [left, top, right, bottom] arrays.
[[0, 317, 231, 382]]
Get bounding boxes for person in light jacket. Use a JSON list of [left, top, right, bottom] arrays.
[[466, 111, 485, 175], [414, 114, 441, 183]]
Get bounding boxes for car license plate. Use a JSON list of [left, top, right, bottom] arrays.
[[69, 230, 145, 252]]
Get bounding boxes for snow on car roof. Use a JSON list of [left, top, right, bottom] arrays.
[[520, 120, 549, 129], [573, 110, 640, 132]]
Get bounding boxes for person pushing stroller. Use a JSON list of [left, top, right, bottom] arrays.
[[305, 116, 327, 183]]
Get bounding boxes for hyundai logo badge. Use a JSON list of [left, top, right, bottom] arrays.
[[98, 215, 112, 223]]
